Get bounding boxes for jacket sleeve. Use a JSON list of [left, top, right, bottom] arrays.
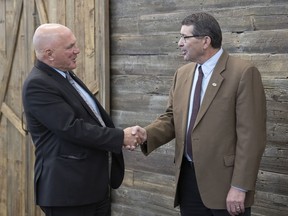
[[232, 65, 266, 190], [23, 75, 124, 154], [141, 70, 178, 155]]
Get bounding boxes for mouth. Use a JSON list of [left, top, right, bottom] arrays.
[[181, 50, 187, 56]]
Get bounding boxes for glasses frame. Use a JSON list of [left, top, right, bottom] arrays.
[[180, 34, 205, 43]]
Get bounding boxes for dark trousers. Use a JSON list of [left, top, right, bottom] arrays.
[[40, 197, 111, 216], [178, 158, 251, 216]]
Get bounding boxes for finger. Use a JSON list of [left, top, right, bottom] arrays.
[[131, 126, 139, 135], [226, 203, 233, 216], [130, 144, 136, 151], [239, 203, 245, 213], [233, 204, 242, 216], [228, 204, 237, 216], [123, 145, 131, 150], [235, 205, 241, 215]]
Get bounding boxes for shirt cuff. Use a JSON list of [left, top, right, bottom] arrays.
[[232, 185, 247, 192]]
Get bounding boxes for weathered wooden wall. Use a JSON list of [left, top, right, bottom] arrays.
[[110, 0, 288, 215], [0, 0, 109, 215]]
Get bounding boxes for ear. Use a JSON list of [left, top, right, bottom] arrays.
[[45, 49, 54, 61], [203, 36, 212, 49]]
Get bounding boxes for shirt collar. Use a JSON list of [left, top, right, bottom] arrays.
[[53, 67, 67, 78], [199, 48, 223, 76]]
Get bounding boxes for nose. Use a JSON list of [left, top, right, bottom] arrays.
[[74, 46, 80, 54], [178, 37, 184, 47]]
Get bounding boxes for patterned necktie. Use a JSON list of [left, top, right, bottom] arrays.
[[186, 66, 204, 160], [66, 72, 106, 127]]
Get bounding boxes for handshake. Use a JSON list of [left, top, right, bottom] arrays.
[[123, 126, 147, 150]]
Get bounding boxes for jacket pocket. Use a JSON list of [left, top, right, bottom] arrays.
[[223, 155, 235, 166], [59, 153, 87, 160]]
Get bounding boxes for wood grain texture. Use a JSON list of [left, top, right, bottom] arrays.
[[110, 0, 288, 215], [0, 1, 109, 216]]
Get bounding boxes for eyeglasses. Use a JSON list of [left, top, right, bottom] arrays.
[[179, 34, 204, 43]]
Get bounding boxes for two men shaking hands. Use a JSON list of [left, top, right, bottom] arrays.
[[123, 126, 147, 151]]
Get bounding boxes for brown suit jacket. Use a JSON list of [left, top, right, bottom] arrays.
[[141, 50, 266, 209]]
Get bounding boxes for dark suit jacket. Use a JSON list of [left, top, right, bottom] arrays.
[[22, 60, 124, 206], [141, 50, 266, 209]]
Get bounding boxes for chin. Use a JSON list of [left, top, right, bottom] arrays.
[[70, 64, 77, 70], [183, 56, 190, 61]]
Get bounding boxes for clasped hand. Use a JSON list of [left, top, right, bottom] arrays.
[[123, 126, 147, 150]]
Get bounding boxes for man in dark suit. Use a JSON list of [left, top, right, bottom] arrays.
[[135, 12, 266, 216], [22, 23, 139, 216]]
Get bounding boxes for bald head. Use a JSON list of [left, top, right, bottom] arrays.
[[33, 24, 71, 60], [32, 23, 80, 71]]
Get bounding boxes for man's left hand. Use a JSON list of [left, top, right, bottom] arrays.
[[226, 186, 246, 216]]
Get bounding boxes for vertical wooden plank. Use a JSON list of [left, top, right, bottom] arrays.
[[0, 0, 6, 103], [0, 0, 6, 51], [95, 0, 110, 111], [0, 1, 22, 216], [84, 0, 96, 88], [0, 0, 23, 122], [0, 118, 8, 216], [56, 0, 66, 24], [6, 1, 25, 213], [47, 0, 57, 23], [7, 127, 24, 215], [8, 127, 25, 216], [65, 0, 75, 31], [74, 0, 85, 80], [35, 0, 49, 24], [23, 0, 37, 215]]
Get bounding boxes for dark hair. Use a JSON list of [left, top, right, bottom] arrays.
[[181, 12, 222, 48]]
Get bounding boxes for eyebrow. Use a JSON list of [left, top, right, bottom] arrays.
[[180, 33, 191, 36], [66, 43, 75, 49]]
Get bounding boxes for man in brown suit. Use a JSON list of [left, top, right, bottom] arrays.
[[135, 12, 266, 216]]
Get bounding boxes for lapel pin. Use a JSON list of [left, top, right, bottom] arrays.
[[212, 83, 217, 87]]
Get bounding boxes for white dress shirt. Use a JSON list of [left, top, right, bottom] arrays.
[[53, 68, 102, 120]]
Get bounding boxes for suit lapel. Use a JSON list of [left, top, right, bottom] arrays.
[[35, 60, 77, 96], [66, 71, 97, 118], [176, 63, 197, 137], [68, 71, 113, 127], [193, 51, 228, 128], [35, 60, 107, 126]]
